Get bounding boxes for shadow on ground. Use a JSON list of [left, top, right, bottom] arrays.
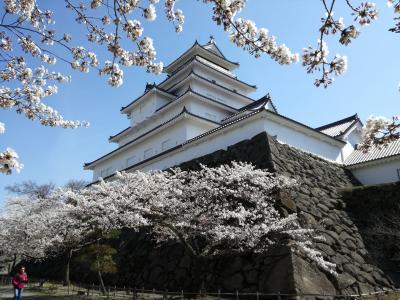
[[0, 286, 72, 300]]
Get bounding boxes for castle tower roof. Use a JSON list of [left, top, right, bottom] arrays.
[[163, 40, 239, 75]]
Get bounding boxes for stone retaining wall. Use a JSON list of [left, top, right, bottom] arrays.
[[342, 182, 400, 286]]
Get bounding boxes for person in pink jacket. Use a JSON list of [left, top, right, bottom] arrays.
[[11, 266, 28, 300]]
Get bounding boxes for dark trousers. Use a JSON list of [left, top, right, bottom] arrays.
[[13, 288, 23, 300]]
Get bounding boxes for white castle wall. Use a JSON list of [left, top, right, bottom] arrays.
[[116, 95, 228, 146], [127, 113, 345, 175], [118, 104, 184, 146], [93, 118, 216, 180], [261, 117, 343, 162], [128, 92, 172, 127], [94, 121, 187, 179], [187, 99, 230, 122], [193, 63, 251, 95], [176, 78, 251, 108], [339, 126, 362, 161], [350, 158, 400, 185]]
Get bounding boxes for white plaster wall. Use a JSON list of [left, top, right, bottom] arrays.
[[341, 143, 355, 162], [126, 90, 174, 127], [91, 114, 345, 181], [129, 96, 155, 125], [137, 117, 266, 172], [193, 64, 251, 96], [350, 158, 400, 185], [187, 99, 230, 122], [340, 126, 362, 162], [119, 104, 184, 146], [131, 115, 343, 173], [117, 95, 229, 146], [346, 128, 362, 147], [261, 117, 343, 162], [155, 94, 172, 110], [185, 119, 216, 140], [170, 78, 251, 108], [93, 121, 188, 180]]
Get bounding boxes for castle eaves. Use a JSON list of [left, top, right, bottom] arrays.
[[120, 87, 175, 114], [159, 55, 257, 91], [166, 71, 254, 104], [110, 89, 238, 143]]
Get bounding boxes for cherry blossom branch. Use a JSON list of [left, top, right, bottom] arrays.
[[359, 115, 400, 151]]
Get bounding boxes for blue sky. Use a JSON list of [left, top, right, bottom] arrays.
[[0, 1, 399, 203]]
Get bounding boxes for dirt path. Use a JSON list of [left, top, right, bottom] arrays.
[[0, 285, 72, 300]]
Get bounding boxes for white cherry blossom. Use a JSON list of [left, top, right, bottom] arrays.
[[61, 162, 336, 274], [359, 115, 400, 150]]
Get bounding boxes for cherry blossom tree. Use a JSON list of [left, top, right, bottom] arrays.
[[0, 196, 72, 272], [0, 185, 90, 282], [0, 122, 23, 174], [66, 163, 337, 280], [359, 115, 400, 150], [5, 180, 56, 199], [0, 1, 399, 174], [4, 179, 88, 199], [0, 162, 335, 287]]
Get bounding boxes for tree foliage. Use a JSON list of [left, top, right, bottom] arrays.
[[0, 179, 89, 278], [77, 244, 117, 274], [0, 163, 337, 278], [5, 180, 56, 199]]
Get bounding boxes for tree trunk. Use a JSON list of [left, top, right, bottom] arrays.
[[98, 270, 106, 295], [193, 256, 207, 295], [9, 254, 17, 275], [63, 249, 73, 286]]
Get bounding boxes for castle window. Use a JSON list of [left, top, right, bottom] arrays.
[[162, 139, 171, 151], [126, 155, 137, 167], [101, 167, 113, 177], [144, 148, 153, 159], [106, 167, 113, 176]]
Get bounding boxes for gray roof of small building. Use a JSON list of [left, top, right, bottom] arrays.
[[345, 139, 400, 166], [316, 114, 361, 137]]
